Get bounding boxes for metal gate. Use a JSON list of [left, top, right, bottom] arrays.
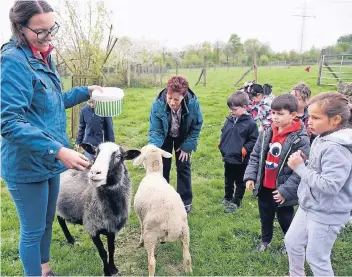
[[317, 51, 352, 86]]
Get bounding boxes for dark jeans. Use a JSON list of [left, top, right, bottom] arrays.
[[224, 162, 247, 206], [6, 175, 61, 276], [258, 187, 294, 243], [161, 136, 192, 206]]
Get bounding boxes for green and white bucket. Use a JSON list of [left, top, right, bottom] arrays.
[[92, 87, 124, 117]]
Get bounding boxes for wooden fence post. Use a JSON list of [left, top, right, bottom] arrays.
[[127, 61, 131, 87], [203, 56, 207, 86], [253, 54, 258, 82], [159, 61, 163, 87]]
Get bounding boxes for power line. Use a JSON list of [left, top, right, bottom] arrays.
[[292, 0, 316, 53]]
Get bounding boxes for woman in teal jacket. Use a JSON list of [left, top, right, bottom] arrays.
[[148, 76, 203, 213], [1, 1, 101, 275]]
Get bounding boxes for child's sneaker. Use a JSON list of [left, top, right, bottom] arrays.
[[256, 241, 271, 252], [224, 202, 239, 213], [220, 199, 231, 206], [279, 245, 287, 255], [185, 204, 192, 214]]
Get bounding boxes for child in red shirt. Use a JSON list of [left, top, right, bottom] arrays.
[[244, 94, 311, 253]]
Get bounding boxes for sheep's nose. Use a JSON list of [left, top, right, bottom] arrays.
[[90, 170, 102, 176]]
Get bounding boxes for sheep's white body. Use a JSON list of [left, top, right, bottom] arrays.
[[134, 172, 188, 243], [133, 145, 192, 276]]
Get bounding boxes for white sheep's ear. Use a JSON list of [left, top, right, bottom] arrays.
[[161, 150, 172, 159], [133, 153, 145, 166]]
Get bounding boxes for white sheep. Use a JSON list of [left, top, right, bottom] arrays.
[[133, 144, 192, 276], [56, 142, 140, 276]]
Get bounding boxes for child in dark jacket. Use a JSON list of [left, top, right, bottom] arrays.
[[75, 99, 115, 159], [244, 94, 311, 253], [219, 91, 259, 213]]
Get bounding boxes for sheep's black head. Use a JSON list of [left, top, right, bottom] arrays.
[[82, 142, 140, 187]]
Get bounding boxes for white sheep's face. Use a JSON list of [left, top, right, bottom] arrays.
[[83, 142, 140, 187], [133, 144, 172, 169]]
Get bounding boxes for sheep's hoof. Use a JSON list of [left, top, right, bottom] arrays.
[[138, 241, 144, 248], [160, 241, 166, 244], [110, 265, 120, 276], [67, 238, 75, 245], [104, 267, 119, 276], [184, 262, 192, 273]]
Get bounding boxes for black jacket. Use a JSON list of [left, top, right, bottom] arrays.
[[76, 104, 115, 147], [219, 114, 259, 164]]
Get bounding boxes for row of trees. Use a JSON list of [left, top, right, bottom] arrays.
[[54, 0, 352, 79]]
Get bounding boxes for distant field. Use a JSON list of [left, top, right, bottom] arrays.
[[2, 66, 351, 276]]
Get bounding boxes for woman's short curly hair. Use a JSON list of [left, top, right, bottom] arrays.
[[167, 76, 189, 95]]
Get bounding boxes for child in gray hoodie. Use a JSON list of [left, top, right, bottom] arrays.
[[285, 92, 352, 276]]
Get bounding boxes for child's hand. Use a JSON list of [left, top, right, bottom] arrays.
[[288, 151, 304, 170], [241, 147, 247, 162], [246, 180, 255, 192], [272, 190, 285, 204]]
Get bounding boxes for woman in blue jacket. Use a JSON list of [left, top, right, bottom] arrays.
[[148, 76, 203, 213], [1, 1, 101, 275]]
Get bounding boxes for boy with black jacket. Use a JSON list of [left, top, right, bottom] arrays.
[[244, 94, 311, 253], [219, 91, 259, 213]]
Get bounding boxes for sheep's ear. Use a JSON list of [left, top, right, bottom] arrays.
[[133, 152, 145, 166], [161, 150, 172, 159], [125, 149, 141, 160], [81, 143, 97, 155]]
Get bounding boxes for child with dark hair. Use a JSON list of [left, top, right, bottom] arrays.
[[75, 99, 115, 160], [219, 91, 259, 213], [285, 92, 352, 276], [290, 82, 316, 144], [244, 93, 311, 253], [249, 84, 274, 131]]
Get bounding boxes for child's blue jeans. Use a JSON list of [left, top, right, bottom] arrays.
[[6, 175, 60, 276]]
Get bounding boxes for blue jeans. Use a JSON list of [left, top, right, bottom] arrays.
[[6, 175, 60, 276]]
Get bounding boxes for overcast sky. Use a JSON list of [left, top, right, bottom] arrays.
[[1, 0, 351, 52]]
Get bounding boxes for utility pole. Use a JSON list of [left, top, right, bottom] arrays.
[[293, 0, 316, 53]]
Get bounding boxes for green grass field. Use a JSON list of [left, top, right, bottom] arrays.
[[1, 66, 352, 276]]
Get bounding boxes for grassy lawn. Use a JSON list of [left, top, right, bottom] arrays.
[[1, 66, 352, 276]]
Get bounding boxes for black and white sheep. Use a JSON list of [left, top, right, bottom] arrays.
[[56, 142, 140, 276], [133, 144, 192, 276]]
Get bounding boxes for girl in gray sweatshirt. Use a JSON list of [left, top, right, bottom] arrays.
[[285, 92, 352, 277]]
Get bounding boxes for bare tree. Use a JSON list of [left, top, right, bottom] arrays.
[[213, 40, 225, 68], [55, 0, 117, 77], [228, 33, 243, 63], [244, 39, 263, 82]]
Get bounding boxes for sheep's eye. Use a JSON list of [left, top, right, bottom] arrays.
[[113, 153, 122, 160]]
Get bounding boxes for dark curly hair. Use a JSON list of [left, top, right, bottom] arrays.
[[271, 93, 298, 113], [167, 76, 189, 95]]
